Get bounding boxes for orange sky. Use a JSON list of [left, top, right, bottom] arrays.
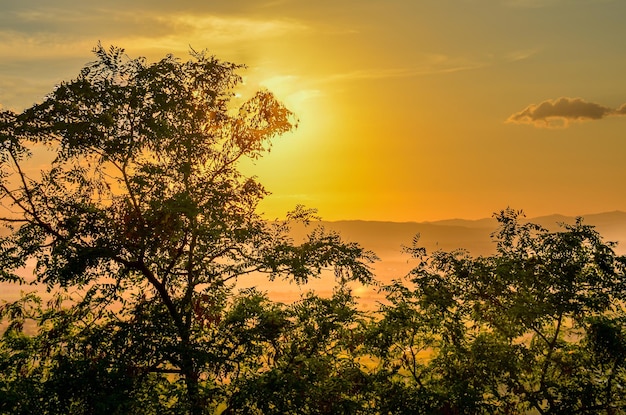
[[2, 0, 626, 222]]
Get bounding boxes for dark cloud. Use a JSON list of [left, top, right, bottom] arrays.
[[507, 97, 626, 128]]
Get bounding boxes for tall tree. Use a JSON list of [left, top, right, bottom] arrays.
[[0, 44, 376, 415]]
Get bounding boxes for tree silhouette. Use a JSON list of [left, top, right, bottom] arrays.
[[0, 44, 376, 415], [368, 209, 626, 414], [4, 44, 624, 415]]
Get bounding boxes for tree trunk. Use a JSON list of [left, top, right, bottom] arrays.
[[181, 351, 203, 415]]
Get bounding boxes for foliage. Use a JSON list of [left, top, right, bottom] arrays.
[[225, 287, 373, 414], [2, 44, 626, 415], [0, 44, 376, 415], [369, 208, 626, 414]]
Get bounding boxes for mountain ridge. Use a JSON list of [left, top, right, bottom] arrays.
[[309, 210, 626, 258], [326, 210, 626, 228]]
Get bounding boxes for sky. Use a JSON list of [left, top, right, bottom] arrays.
[[1, 0, 626, 222]]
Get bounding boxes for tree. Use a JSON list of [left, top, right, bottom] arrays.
[[0, 44, 376, 415], [225, 287, 374, 414], [368, 209, 626, 414]]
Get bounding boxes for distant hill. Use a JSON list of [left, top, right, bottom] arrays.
[[321, 210, 626, 256], [273, 211, 626, 305], [3, 211, 626, 308], [316, 220, 494, 257]]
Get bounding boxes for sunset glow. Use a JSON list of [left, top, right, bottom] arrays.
[[2, 0, 626, 222]]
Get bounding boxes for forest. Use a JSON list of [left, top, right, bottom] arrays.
[[1, 46, 625, 415]]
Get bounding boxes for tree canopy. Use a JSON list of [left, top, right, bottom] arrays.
[[1, 45, 626, 415], [367, 209, 626, 414], [0, 44, 376, 415]]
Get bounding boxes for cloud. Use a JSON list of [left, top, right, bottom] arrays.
[[507, 97, 626, 128], [0, 7, 309, 110], [616, 103, 626, 115], [505, 48, 539, 62], [257, 75, 322, 111], [502, 0, 614, 7], [164, 14, 308, 43], [502, 0, 562, 8], [323, 55, 486, 83], [323, 50, 539, 84]]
